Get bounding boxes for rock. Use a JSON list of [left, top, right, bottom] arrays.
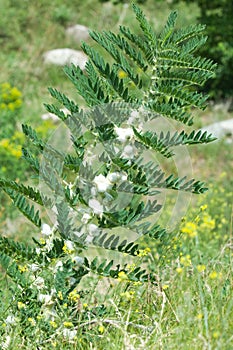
[[66, 24, 89, 43], [201, 118, 233, 143], [43, 48, 88, 69]]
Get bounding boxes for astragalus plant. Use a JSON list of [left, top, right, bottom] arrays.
[[0, 3, 216, 347]]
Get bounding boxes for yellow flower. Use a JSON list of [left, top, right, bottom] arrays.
[[117, 271, 128, 282], [63, 321, 74, 328], [176, 267, 183, 274], [83, 303, 88, 308], [209, 271, 218, 279], [98, 325, 105, 333], [200, 214, 215, 230], [196, 313, 203, 320], [10, 148, 22, 158], [120, 291, 135, 301], [0, 102, 7, 109], [200, 204, 207, 211], [28, 318, 36, 326], [10, 87, 22, 99], [17, 302, 26, 310], [126, 263, 136, 270], [181, 222, 197, 238], [50, 321, 58, 329], [180, 255, 191, 267], [18, 264, 28, 273], [162, 284, 169, 290], [213, 331, 220, 339], [68, 290, 80, 303], [0, 139, 10, 148], [57, 291, 63, 300], [197, 264, 206, 273], [39, 238, 46, 245], [133, 281, 142, 286], [118, 70, 128, 79], [137, 247, 151, 257], [62, 242, 74, 254], [1, 82, 11, 91]]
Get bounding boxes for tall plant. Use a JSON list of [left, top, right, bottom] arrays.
[[0, 4, 216, 344]]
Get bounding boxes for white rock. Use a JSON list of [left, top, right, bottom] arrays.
[[66, 24, 89, 43], [43, 48, 88, 69], [201, 118, 233, 143]]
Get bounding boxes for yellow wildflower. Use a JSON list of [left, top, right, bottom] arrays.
[[17, 302, 26, 310], [200, 204, 207, 211], [10, 148, 22, 158], [68, 290, 80, 303], [200, 214, 215, 230], [117, 271, 128, 282], [18, 264, 28, 273], [50, 321, 58, 329], [133, 281, 142, 286], [63, 321, 74, 328], [197, 264, 206, 273], [196, 313, 203, 320], [209, 271, 218, 279], [120, 291, 135, 301], [176, 267, 183, 274], [57, 291, 63, 300], [162, 284, 169, 290], [118, 70, 128, 79], [180, 255, 191, 267], [28, 318, 36, 326], [181, 222, 197, 238], [137, 247, 151, 257], [98, 325, 105, 333], [39, 238, 46, 245], [213, 331, 220, 339]]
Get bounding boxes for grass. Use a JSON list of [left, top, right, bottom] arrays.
[[0, 1, 233, 349]]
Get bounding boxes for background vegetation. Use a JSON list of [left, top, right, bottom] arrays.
[[0, 1, 232, 349]]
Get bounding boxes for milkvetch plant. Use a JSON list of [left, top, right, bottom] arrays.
[[0, 4, 216, 346]]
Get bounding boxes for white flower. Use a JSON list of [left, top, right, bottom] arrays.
[[81, 213, 91, 224], [107, 171, 128, 183], [72, 256, 84, 265], [41, 223, 52, 236], [115, 126, 134, 142], [5, 315, 16, 325], [33, 277, 45, 289], [88, 198, 104, 216], [38, 294, 53, 304], [1, 335, 11, 349], [91, 186, 97, 197], [64, 240, 74, 252], [121, 173, 127, 182], [107, 172, 121, 183], [122, 145, 136, 159], [127, 110, 139, 125], [62, 328, 77, 340], [30, 263, 40, 272], [85, 235, 94, 244], [54, 261, 63, 272], [93, 174, 112, 193], [88, 223, 99, 235]]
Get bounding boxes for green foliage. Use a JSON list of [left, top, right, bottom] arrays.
[[173, 0, 233, 99], [0, 4, 217, 346]]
